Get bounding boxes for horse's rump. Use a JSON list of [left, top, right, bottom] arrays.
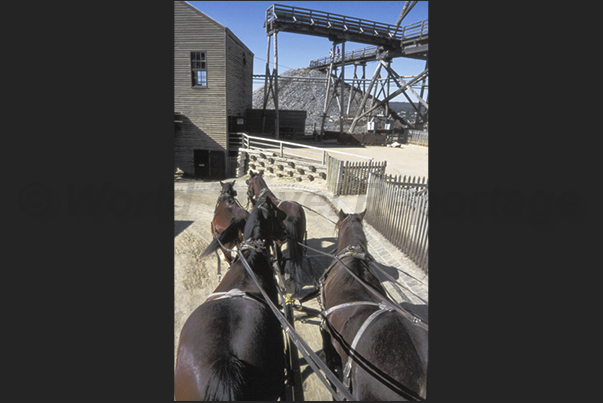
[[279, 201, 309, 294]]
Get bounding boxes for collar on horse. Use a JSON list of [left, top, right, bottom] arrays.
[[318, 245, 373, 290]]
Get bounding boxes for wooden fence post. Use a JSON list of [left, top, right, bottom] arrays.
[[336, 160, 344, 196]]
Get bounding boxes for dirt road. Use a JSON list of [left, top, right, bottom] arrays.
[[174, 178, 427, 401], [174, 144, 428, 400]]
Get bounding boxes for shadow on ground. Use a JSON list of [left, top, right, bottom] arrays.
[[175, 220, 194, 238]]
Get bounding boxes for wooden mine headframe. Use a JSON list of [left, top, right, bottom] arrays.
[[262, 2, 428, 139]]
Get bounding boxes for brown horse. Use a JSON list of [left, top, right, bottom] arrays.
[[320, 209, 427, 400], [246, 170, 309, 297], [175, 196, 288, 401], [204, 181, 249, 270]]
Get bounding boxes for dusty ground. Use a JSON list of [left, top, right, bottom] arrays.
[[321, 143, 429, 178], [174, 144, 428, 400]]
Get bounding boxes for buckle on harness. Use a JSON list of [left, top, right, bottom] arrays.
[[344, 361, 352, 378]]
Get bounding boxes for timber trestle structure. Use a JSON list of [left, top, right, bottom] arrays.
[[261, 2, 428, 138]]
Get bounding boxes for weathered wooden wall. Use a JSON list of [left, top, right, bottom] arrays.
[[226, 31, 254, 121], [174, 1, 253, 176]]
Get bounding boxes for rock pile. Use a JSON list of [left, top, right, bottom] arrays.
[[252, 68, 388, 134]]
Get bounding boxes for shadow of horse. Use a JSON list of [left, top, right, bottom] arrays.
[[174, 220, 194, 238]]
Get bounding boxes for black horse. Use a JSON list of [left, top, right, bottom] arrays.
[[175, 197, 288, 401], [246, 170, 309, 297], [320, 209, 428, 400]]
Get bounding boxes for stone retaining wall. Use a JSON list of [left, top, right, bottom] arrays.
[[237, 148, 327, 183]]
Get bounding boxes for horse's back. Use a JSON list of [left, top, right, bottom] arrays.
[[175, 298, 284, 400], [353, 311, 427, 400]]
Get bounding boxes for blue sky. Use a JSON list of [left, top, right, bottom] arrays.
[[186, 1, 428, 101]]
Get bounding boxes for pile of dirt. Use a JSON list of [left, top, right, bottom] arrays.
[[252, 68, 388, 134]]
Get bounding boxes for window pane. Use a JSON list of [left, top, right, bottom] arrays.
[[201, 62, 205, 69]]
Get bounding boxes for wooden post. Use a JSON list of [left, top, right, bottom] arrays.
[[273, 32, 280, 140], [262, 34, 271, 134], [336, 160, 344, 196], [339, 41, 345, 137], [320, 43, 337, 140], [350, 62, 382, 132]]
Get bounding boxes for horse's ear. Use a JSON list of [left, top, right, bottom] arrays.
[[259, 170, 264, 176], [359, 209, 366, 221], [219, 181, 224, 187], [231, 180, 236, 187], [338, 209, 346, 221], [249, 170, 255, 177]]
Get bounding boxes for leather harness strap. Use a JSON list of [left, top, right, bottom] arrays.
[[205, 288, 268, 306], [322, 301, 393, 389]]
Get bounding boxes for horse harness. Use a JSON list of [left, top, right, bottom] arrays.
[[319, 245, 425, 396], [250, 187, 286, 208], [319, 245, 388, 391], [205, 287, 268, 306], [205, 239, 275, 307]]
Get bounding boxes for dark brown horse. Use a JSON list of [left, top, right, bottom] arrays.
[[246, 170, 309, 296], [203, 181, 249, 270], [175, 197, 288, 401], [320, 209, 427, 400]]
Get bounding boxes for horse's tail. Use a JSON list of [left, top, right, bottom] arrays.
[[283, 211, 307, 294], [200, 217, 246, 258], [204, 355, 247, 401]]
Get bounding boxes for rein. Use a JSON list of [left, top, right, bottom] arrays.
[[301, 242, 428, 331], [236, 248, 356, 401]]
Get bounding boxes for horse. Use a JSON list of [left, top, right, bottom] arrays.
[[246, 170, 309, 297], [175, 196, 289, 401], [206, 181, 249, 271], [319, 209, 428, 400]]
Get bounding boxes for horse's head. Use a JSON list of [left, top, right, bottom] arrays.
[[244, 196, 287, 243], [335, 209, 367, 252], [246, 170, 265, 206], [219, 180, 237, 198]]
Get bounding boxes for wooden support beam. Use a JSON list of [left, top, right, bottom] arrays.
[[349, 62, 383, 132], [380, 61, 428, 110]]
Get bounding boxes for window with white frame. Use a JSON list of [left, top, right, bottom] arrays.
[[191, 51, 207, 87]]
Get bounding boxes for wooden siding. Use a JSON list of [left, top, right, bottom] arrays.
[[225, 31, 254, 119], [174, 1, 227, 174], [174, 2, 254, 176]]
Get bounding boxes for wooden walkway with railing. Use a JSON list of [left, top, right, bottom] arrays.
[[265, 3, 428, 50]]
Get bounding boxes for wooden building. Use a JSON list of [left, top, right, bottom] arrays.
[[174, 1, 254, 178]]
